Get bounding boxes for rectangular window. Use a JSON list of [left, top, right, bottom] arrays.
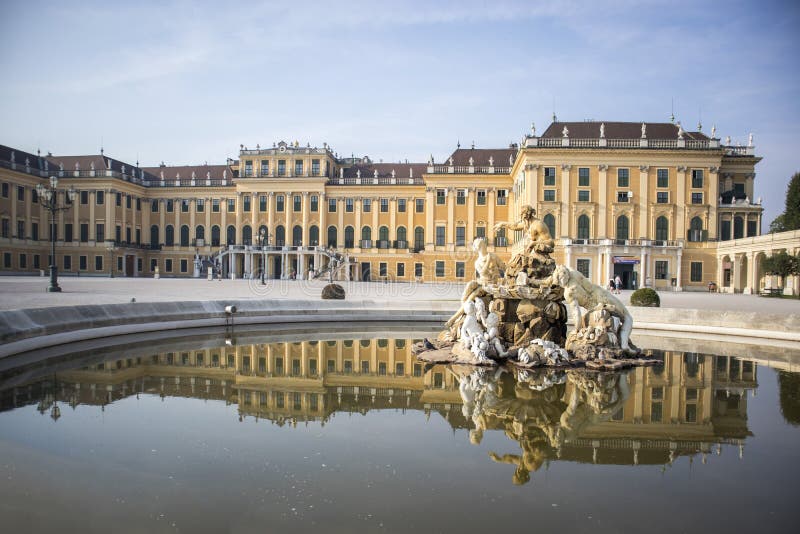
[[414, 262, 423, 277], [277, 160, 286, 176], [544, 190, 556, 202], [33, 254, 40, 269], [435, 225, 445, 246], [734, 183, 745, 197], [276, 195, 284, 212], [258, 195, 267, 211], [657, 191, 669, 204], [310, 195, 319, 212], [456, 189, 466, 205], [617, 191, 630, 203], [178, 199, 188, 213], [136, 198, 141, 211], [380, 198, 388, 212], [396, 362, 405, 375], [95, 255, 103, 271], [398, 198, 406, 212], [16, 220, 24, 239], [196, 199, 204, 212], [576, 258, 590, 279], [165, 259, 173, 272], [747, 219, 758, 237], [477, 190, 487, 205], [435, 260, 445, 277], [96, 190, 104, 205], [617, 168, 630, 187], [115, 225, 121, 242], [79, 255, 87, 270], [544, 167, 556, 186], [17, 186, 26, 202], [115, 192, 121, 206], [455, 261, 465, 278], [655, 260, 668, 280], [311, 159, 320, 176], [260, 160, 269, 176], [31, 188, 38, 204], [651, 401, 663, 423], [690, 262, 703, 282], [1, 182, 7, 198], [80, 190, 88, 204], [244, 160, 253, 177], [295, 160, 303, 176], [19, 253, 26, 269], [346, 198, 354, 212], [361, 361, 370, 374], [180, 259, 188, 273], [456, 226, 465, 246], [166, 200, 174, 212], [363, 198, 371, 212], [578, 167, 590, 187], [436, 189, 446, 205], [80, 223, 88, 242], [293, 195, 301, 212], [1, 218, 8, 238], [691, 169, 704, 188], [578, 190, 590, 202], [126, 195, 131, 209], [150, 258, 157, 272], [243, 196, 251, 212], [379, 262, 387, 277], [496, 189, 507, 205], [227, 198, 235, 212], [657, 168, 669, 188], [63, 255, 71, 270], [328, 198, 337, 212], [117, 256, 123, 272], [151, 200, 159, 212], [96, 223, 105, 242], [397, 262, 405, 277], [692, 192, 703, 204], [475, 226, 486, 239], [31, 222, 38, 241], [415, 198, 424, 213]]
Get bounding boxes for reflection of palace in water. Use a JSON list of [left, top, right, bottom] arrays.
[[0, 339, 757, 473]]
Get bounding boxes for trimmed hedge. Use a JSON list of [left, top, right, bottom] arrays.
[[630, 288, 660, 307], [321, 283, 346, 300]]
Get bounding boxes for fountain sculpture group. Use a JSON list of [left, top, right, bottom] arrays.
[[415, 205, 648, 371]]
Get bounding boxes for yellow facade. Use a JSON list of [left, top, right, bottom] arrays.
[[0, 121, 784, 290]]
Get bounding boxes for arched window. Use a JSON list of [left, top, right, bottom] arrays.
[[211, 225, 220, 246], [361, 226, 371, 246], [309, 225, 319, 246], [242, 225, 252, 245], [655, 216, 669, 241], [344, 226, 355, 248], [327, 226, 338, 248], [577, 214, 590, 240], [226, 225, 236, 245], [195, 225, 205, 241], [180, 225, 190, 246], [379, 225, 389, 247], [543, 213, 556, 239], [733, 216, 744, 239], [396, 226, 407, 245], [414, 226, 424, 250], [150, 225, 159, 247], [275, 225, 285, 246], [165, 225, 174, 246], [688, 216, 704, 242], [616, 215, 629, 240], [292, 225, 303, 246]]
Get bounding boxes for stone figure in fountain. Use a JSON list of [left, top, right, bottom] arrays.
[[417, 203, 642, 368]]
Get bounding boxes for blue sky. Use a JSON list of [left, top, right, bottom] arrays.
[[1, 0, 798, 224]]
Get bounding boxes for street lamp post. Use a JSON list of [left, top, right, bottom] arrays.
[[36, 176, 77, 293], [258, 227, 267, 285]]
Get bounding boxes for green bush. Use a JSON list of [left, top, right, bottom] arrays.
[[321, 283, 345, 300], [630, 288, 660, 307]]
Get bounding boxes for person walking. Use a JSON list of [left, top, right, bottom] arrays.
[[614, 275, 622, 294]]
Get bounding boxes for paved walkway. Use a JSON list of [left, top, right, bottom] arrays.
[[1, 275, 799, 314]]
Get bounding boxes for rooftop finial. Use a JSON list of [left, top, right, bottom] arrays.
[[471, 140, 475, 149], [530, 122, 536, 136], [697, 120, 702, 132], [457, 140, 460, 149]]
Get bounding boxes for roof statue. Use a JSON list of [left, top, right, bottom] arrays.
[[677, 122, 684, 139], [207, 171, 211, 180], [59, 162, 63, 171], [469, 156, 474, 166], [90, 161, 95, 171], [373, 169, 378, 179], [25, 157, 30, 167], [711, 124, 717, 138], [356, 169, 361, 179], [339, 167, 344, 179], [448, 157, 454, 166], [599, 123, 605, 138], [391, 169, 396, 178], [10, 151, 14, 163], [75, 162, 80, 171], [748, 133, 754, 147], [562, 125, 569, 138], [509, 154, 514, 166], [191, 171, 196, 180], [489, 156, 494, 166], [641, 123, 647, 138], [530, 122, 536, 136], [725, 135, 731, 145]]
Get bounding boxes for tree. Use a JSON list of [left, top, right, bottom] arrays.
[[761, 251, 800, 288], [778, 371, 800, 426], [769, 172, 800, 232]]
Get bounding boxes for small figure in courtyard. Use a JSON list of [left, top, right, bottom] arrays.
[[614, 275, 622, 294]]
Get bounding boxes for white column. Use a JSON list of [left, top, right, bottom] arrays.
[[676, 250, 683, 291]]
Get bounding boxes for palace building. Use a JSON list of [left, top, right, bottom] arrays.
[[1, 119, 789, 292]]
